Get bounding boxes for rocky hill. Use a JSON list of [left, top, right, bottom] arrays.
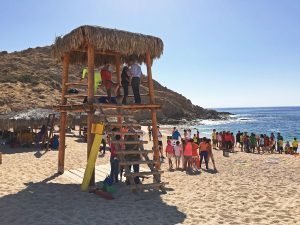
[[0, 46, 228, 123]]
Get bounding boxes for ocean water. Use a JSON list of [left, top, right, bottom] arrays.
[[192, 107, 300, 141]]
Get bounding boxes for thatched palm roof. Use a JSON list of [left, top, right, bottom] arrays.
[[52, 25, 164, 65], [0, 108, 59, 130]]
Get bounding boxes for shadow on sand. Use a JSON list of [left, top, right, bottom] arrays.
[[0, 174, 186, 225]]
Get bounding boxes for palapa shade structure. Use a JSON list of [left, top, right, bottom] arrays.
[[52, 25, 164, 65], [52, 25, 163, 188], [0, 108, 59, 131]]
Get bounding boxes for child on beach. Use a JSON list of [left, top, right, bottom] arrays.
[[217, 132, 222, 150], [259, 134, 264, 154], [199, 137, 209, 169], [212, 129, 217, 149], [174, 141, 183, 169], [292, 138, 298, 153], [191, 139, 199, 170], [278, 137, 284, 154], [110, 135, 121, 183], [207, 139, 217, 171], [285, 141, 291, 154], [165, 140, 174, 170], [157, 126, 165, 159], [240, 133, 244, 151], [250, 133, 256, 153], [270, 137, 276, 153], [183, 139, 193, 171]]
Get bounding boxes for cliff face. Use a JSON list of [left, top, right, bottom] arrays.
[[0, 46, 227, 123]]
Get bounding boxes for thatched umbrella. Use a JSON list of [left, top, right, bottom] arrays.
[[52, 25, 164, 65]]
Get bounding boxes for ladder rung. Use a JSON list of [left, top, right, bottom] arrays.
[[64, 94, 148, 98], [124, 171, 164, 177], [110, 140, 148, 144], [94, 104, 161, 110], [107, 131, 143, 135], [119, 160, 158, 166], [65, 82, 88, 86], [115, 150, 153, 155], [98, 114, 134, 118], [130, 182, 168, 190], [107, 123, 141, 127]]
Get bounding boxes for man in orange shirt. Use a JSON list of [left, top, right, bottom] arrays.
[[199, 137, 209, 169]]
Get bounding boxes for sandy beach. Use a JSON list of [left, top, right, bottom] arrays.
[[1, 128, 300, 225]]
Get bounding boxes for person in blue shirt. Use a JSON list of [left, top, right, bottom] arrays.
[[172, 127, 181, 140]]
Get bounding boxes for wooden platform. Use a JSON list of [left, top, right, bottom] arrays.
[[54, 103, 161, 112], [62, 163, 149, 184]]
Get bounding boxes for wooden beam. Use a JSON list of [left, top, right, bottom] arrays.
[[124, 171, 164, 177], [64, 94, 149, 98], [119, 160, 158, 166], [95, 103, 161, 110], [87, 44, 95, 187], [131, 182, 168, 191], [146, 52, 160, 170], [110, 140, 148, 144], [53, 103, 161, 112], [115, 150, 153, 155], [58, 53, 69, 174]]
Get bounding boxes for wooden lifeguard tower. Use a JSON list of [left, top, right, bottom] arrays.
[[52, 25, 165, 191]]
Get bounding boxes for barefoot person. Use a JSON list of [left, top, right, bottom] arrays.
[[191, 139, 199, 170], [183, 139, 193, 171], [292, 138, 298, 153], [157, 126, 165, 159], [165, 140, 174, 170], [174, 140, 183, 169], [199, 137, 209, 170], [207, 139, 217, 171]]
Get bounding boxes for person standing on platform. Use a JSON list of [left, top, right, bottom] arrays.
[[129, 61, 143, 104], [121, 66, 130, 105], [101, 63, 113, 103]]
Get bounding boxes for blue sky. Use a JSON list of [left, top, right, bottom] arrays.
[[1, 0, 299, 108]]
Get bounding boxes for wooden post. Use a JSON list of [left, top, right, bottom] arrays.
[[115, 54, 122, 124], [87, 45, 95, 187], [58, 53, 69, 174], [146, 52, 160, 170]]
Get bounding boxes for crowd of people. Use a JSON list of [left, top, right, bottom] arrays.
[[106, 125, 299, 183], [159, 127, 216, 172], [211, 129, 299, 154]]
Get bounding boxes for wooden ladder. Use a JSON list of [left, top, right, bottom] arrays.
[[103, 112, 166, 192], [42, 114, 56, 151]]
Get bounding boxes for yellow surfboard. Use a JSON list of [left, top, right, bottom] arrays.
[[81, 123, 104, 191]]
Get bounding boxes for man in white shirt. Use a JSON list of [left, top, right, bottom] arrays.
[[129, 61, 142, 104]]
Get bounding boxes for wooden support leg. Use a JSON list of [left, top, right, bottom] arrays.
[[58, 112, 67, 174]]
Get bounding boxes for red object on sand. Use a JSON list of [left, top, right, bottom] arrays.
[[94, 189, 114, 200]]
